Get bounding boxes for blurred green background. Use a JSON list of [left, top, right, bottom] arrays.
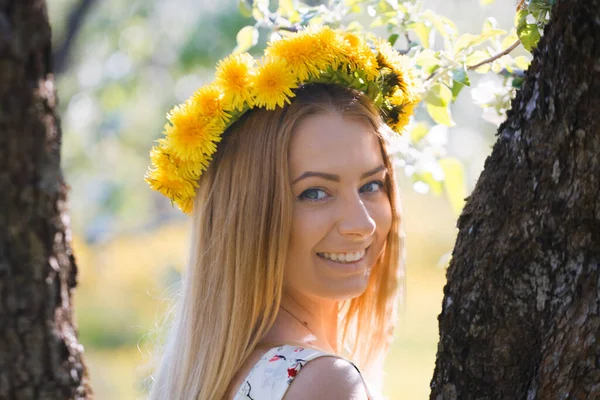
[[47, 0, 515, 398]]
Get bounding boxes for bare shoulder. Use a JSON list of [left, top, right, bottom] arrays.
[[225, 348, 266, 399], [283, 356, 369, 400]]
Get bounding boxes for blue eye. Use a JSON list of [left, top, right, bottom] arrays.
[[299, 188, 328, 201], [360, 180, 385, 193]]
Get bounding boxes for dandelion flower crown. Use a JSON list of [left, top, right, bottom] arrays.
[[145, 26, 420, 214]]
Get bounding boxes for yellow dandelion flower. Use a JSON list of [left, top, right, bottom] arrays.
[[174, 196, 195, 214], [265, 29, 332, 81], [342, 31, 362, 49], [376, 40, 403, 70], [164, 100, 223, 161], [146, 27, 423, 212], [148, 173, 197, 200], [145, 148, 199, 201], [252, 57, 298, 110], [376, 40, 420, 96], [387, 89, 419, 133], [191, 84, 231, 128], [335, 32, 379, 81], [152, 143, 207, 180], [314, 27, 346, 70], [148, 146, 175, 174], [215, 53, 256, 111], [148, 146, 199, 185], [171, 151, 206, 180], [159, 138, 214, 174]]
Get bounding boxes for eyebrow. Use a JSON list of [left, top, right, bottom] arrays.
[[292, 164, 387, 185]]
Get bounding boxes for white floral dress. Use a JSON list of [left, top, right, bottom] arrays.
[[233, 344, 374, 400]]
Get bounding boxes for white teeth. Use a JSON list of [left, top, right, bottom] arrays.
[[319, 249, 366, 263]]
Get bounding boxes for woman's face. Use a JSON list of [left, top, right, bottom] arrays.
[[285, 112, 393, 302]]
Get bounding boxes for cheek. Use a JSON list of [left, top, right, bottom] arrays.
[[372, 196, 393, 241], [284, 207, 329, 290], [288, 206, 329, 256]]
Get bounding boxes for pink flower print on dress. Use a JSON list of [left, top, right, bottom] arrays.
[[286, 362, 304, 384], [269, 354, 286, 362]]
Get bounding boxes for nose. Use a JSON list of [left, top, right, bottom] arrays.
[[336, 193, 376, 238]]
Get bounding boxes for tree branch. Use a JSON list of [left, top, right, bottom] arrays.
[[53, 0, 97, 74], [467, 39, 521, 71]]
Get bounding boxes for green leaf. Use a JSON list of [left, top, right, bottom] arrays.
[[377, 0, 396, 13], [408, 21, 431, 48], [371, 16, 385, 28], [501, 32, 519, 50], [528, 0, 554, 14], [439, 157, 467, 215], [252, 0, 269, 21], [480, 0, 496, 4], [425, 83, 452, 107], [349, 4, 362, 14], [369, 10, 399, 28], [347, 21, 364, 32], [425, 84, 455, 125], [518, 23, 541, 51], [514, 9, 529, 31], [277, 0, 299, 22], [415, 49, 440, 75], [450, 68, 470, 86], [515, 10, 541, 51], [239, 0, 253, 18], [234, 25, 259, 54], [491, 61, 504, 74], [466, 50, 491, 73], [387, 33, 399, 46], [453, 33, 477, 54], [450, 68, 470, 101], [454, 29, 506, 54], [512, 76, 525, 89], [478, 28, 507, 43], [384, 0, 400, 10], [426, 103, 455, 126], [409, 122, 430, 143], [514, 55, 531, 70], [482, 17, 497, 32], [450, 82, 465, 101], [422, 10, 457, 41]]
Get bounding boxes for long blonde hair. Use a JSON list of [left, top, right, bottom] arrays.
[[150, 84, 404, 400]]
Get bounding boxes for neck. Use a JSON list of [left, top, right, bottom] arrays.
[[263, 291, 340, 353]]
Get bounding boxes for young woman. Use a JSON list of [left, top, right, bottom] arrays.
[[146, 27, 419, 400]]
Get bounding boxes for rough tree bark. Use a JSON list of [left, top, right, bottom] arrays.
[[0, 1, 91, 399], [431, 0, 599, 399]]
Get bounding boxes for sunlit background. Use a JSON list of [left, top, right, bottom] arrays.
[[47, 0, 518, 398]]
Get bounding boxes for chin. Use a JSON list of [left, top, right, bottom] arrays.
[[316, 276, 371, 301]]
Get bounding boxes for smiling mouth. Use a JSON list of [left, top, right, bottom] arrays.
[[316, 247, 369, 264]]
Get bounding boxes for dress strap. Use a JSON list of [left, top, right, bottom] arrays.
[[233, 344, 374, 400]]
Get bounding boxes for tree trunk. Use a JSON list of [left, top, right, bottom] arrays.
[[430, 0, 600, 399], [0, 1, 92, 399]]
